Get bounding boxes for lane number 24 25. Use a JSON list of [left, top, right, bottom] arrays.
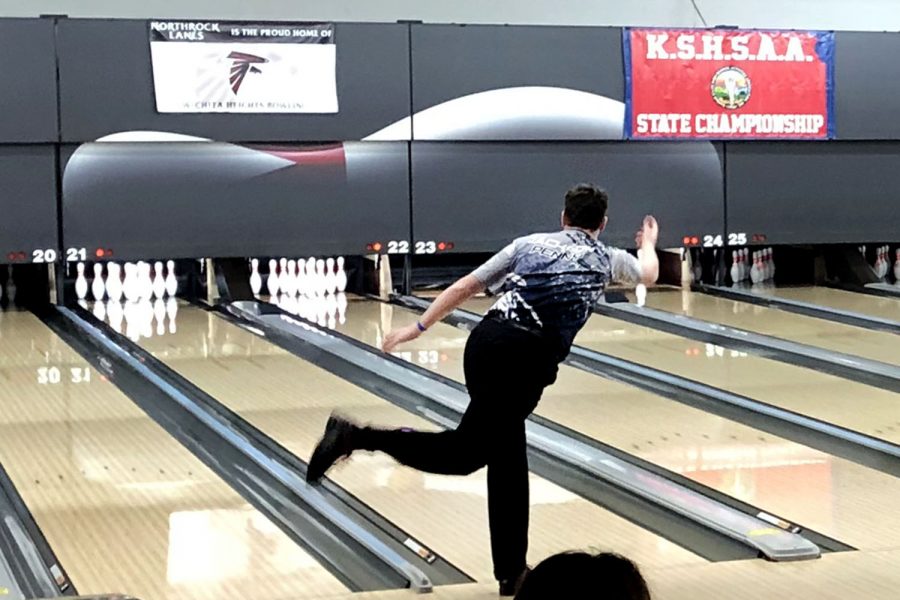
[[702, 233, 747, 247]]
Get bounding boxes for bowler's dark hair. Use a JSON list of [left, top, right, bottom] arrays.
[[516, 551, 651, 600], [564, 184, 609, 230]]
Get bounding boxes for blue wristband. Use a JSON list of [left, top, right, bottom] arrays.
[[416, 321, 427, 332]]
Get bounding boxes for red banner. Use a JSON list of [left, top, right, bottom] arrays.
[[624, 28, 834, 139]]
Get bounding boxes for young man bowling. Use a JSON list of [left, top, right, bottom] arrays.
[[307, 183, 659, 595]]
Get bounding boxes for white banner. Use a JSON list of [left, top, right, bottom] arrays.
[[149, 21, 338, 114]]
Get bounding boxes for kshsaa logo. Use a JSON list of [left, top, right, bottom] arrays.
[[228, 51, 268, 94], [711, 66, 751, 109]]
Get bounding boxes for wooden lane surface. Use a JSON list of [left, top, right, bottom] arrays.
[[0, 310, 349, 600], [131, 304, 706, 583], [644, 290, 899, 367], [758, 286, 900, 322]]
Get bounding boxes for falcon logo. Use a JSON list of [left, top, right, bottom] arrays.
[[228, 51, 268, 94]]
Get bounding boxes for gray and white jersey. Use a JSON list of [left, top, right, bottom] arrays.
[[472, 229, 642, 358]]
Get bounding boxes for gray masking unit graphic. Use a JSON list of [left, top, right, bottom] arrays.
[[0, 147, 58, 262], [0, 18, 58, 143], [62, 137, 409, 260], [409, 24, 625, 141], [412, 142, 724, 252], [726, 142, 900, 244]]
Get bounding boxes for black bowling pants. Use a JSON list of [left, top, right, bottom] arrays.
[[358, 317, 559, 580]]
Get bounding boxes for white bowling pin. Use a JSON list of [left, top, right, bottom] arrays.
[[873, 248, 883, 278], [266, 259, 280, 297], [106, 262, 123, 301], [749, 252, 761, 284], [165, 260, 178, 297], [336, 257, 347, 292], [123, 263, 138, 302], [138, 262, 153, 299], [893, 249, 900, 282], [249, 258, 262, 295], [741, 249, 750, 281], [91, 263, 105, 301], [306, 258, 317, 294], [325, 258, 336, 294], [296, 258, 308, 296], [315, 259, 326, 295], [152, 261, 167, 299], [285, 259, 298, 295], [768, 248, 775, 281], [75, 263, 89, 299], [729, 252, 740, 284], [277, 258, 288, 292]]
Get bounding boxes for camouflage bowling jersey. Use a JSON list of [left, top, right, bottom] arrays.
[[472, 229, 642, 359]]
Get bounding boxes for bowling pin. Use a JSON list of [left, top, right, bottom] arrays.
[[315, 259, 326, 296], [138, 262, 153, 299], [91, 263, 106, 302], [336, 257, 347, 292], [286, 259, 298, 295], [165, 260, 178, 297], [296, 258, 308, 296], [266, 259, 280, 297], [277, 258, 288, 293], [768, 248, 775, 281], [75, 263, 89, 300], [123, 263, 138, 302], [106, 262, 123, 301], [740, 250, 748, 282], [152, 261, 167, 299], [249, 258, 262, 296], [306, 258, 317, 294], [325, 258, 336, 294], [729, 252, 740, 284], [749, 252, 761, 284], [893, 249, 900, 282]]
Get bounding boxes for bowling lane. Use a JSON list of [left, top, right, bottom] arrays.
[[754, 286, 900, 322], [0, 310, 348, 600], [133, 303, 704, 580], [644, 289, 899, 366], [330, 297, 900, 551], [465, 296, 900, 446]]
